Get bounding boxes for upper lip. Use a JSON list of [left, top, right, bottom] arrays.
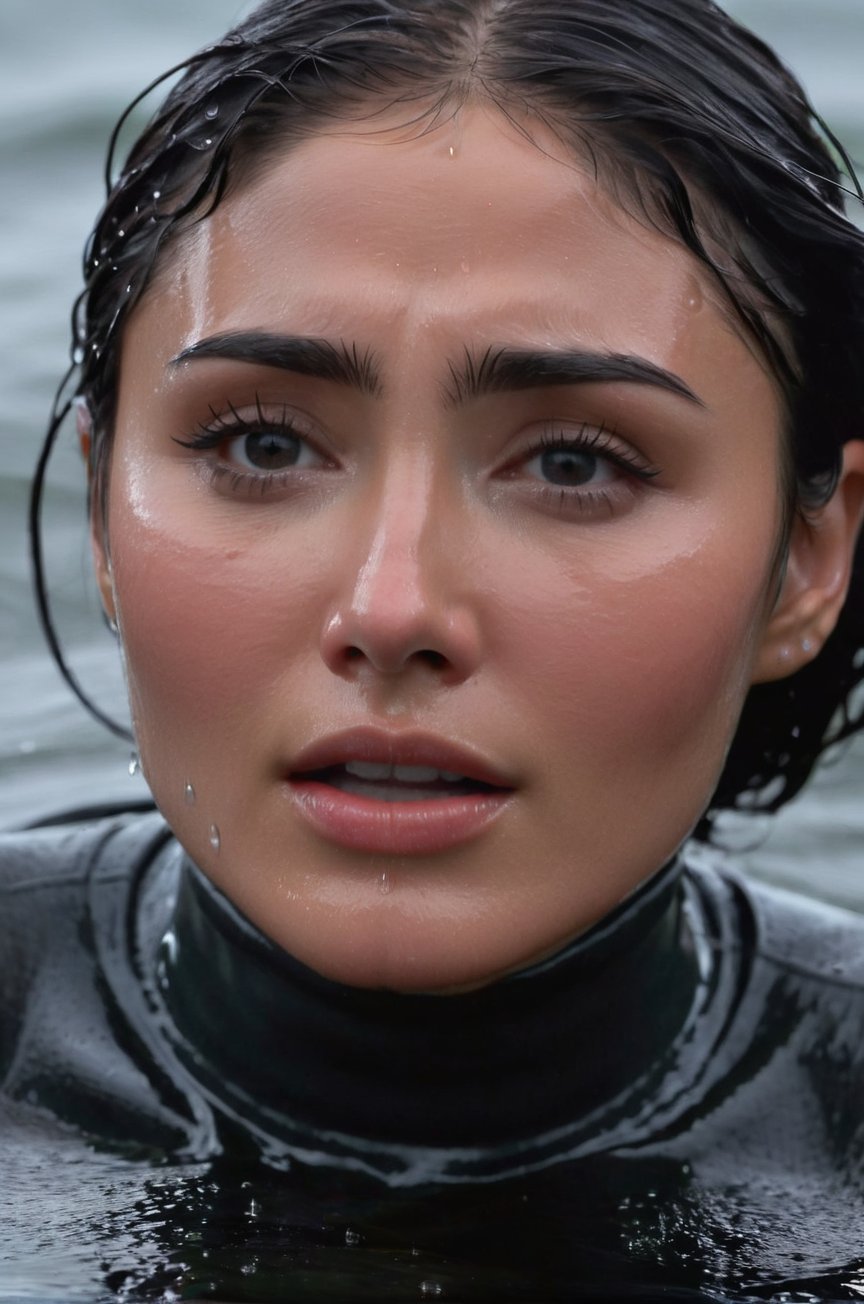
[[287, 727, 515, 788]]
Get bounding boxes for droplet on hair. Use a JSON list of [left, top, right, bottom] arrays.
[[152, 189, 162, 200], [72, 345, 85, 365], [204, 103, 219, 120], [209, 823, 221, 852], [184, 782, 196, 807]]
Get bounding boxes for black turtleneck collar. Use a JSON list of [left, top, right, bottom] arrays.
[[147, 854, 702, 1165]]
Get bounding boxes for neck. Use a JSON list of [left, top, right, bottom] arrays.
[[152, 855, 699, 1162]]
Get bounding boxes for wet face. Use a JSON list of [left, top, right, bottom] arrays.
[[99, 104, 786, 991]]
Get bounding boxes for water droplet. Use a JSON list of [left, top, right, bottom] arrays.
[[345, 1228, 361, 1246], [419, 1284, 443, 1299], [448, 145, 455, 158], [72, 345, 85, 365], [117, 228, 125, 238], [209, 824, 221, 851], [128, 752, 141, 777], [379, 872, 391, 895], [153, 189, 162, 200], [184, 782, 196, 806], [247, 1198, 260, 1218], [204, 103, 219, 120]]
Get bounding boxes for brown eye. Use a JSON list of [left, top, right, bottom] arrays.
[[224, 428, 328, 473], [229, 431, 304, 470]]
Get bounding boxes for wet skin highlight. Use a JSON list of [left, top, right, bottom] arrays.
[[97, 104, 818, 991]]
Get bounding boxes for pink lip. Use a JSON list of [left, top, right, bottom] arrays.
[[284, 727, 516, 855]]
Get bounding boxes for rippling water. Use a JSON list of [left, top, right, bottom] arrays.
[[1, 0, 863, 916]]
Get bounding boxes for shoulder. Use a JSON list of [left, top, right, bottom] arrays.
[[740, 872, 864, 989], [0, 806, 173, 1074], [685, 854, 864, 991], [0, 803, 171, 896]]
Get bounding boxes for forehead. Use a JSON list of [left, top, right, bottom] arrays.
[[173, 107, 695, 325], [129, 101, 778, 431]]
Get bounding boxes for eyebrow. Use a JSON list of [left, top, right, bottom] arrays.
[[170, 331, 381, 396], [170, 330, 703, 408], [446, 345, 703, 407]]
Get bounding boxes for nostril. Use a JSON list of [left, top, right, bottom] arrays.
[[344, 645, 447, 669]]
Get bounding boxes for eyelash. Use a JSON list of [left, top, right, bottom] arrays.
[[174, 402, 661, 515], [173, 398, 324, 495], [515, 423, 661, 517]]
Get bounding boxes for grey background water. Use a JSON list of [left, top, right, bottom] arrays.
[[1, 0, 862, 909]]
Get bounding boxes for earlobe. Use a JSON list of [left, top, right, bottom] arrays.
[[90, 523, 117, 629], [752, 440, 864, 683]]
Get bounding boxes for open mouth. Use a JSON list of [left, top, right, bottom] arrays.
[[286, 734, 515, 852], [298, 760, 505, 802]]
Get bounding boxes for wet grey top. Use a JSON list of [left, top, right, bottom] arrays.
[[1, 808, 863, 1302]]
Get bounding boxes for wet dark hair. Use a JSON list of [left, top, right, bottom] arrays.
[[31, 0, 864, 835]]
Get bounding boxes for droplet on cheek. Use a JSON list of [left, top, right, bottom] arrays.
[[184, 782, 196, 806], [209, 823, 221, 852]]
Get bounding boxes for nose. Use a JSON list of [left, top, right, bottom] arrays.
[[319, 464, 482, 686]]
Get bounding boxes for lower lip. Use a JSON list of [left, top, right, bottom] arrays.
[[286, 780, 513, 854]]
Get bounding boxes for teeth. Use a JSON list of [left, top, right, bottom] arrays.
[[344, 760, 392, 781], [343, 761, 466, 783], [393, 764, 439, 782]]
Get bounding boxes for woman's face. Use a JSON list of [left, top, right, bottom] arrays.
[[100, 104, 785, 991]]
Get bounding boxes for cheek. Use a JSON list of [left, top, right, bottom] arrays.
[[109, 517, 325, 779], [489, 528, 772, 792]]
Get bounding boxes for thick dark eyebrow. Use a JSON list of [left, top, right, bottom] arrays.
[[446, 346, 704, 407], [170, 331, 381, 396]]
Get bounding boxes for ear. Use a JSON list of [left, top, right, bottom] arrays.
[[753, 440, 864, 683], [90, 518, 117, 629], [77, 399, 117, 628]]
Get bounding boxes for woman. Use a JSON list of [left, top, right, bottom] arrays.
[[5, 0, 864, 1299]]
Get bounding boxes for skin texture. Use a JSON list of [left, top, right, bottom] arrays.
[[92, 104, 864, 992]]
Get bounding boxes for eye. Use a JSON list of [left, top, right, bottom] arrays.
[[225, 429, 323, 472], [524, 443, 619, 488], [172, 397, 334, 495]]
